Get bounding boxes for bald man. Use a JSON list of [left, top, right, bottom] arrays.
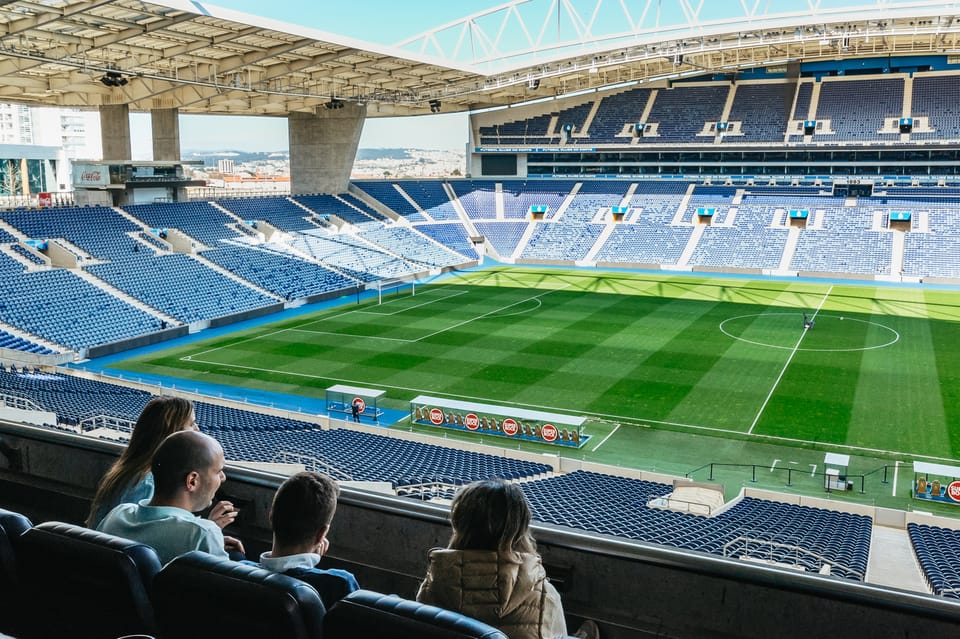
[[97, 430, 244, 564]]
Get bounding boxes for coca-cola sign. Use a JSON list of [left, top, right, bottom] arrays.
[[72, 164, 110, 186]]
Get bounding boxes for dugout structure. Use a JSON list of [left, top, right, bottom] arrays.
[[913, 461, 960, 506], [326, 384, 385, 422], [409, 394, 587, 448]]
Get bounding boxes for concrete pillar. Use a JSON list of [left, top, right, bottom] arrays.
[[288, 103, 366, 194], [151, 107, 181, 161], [99, 104, 131, 161]]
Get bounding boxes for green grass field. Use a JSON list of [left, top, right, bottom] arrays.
[[113, 267, 960, 511]]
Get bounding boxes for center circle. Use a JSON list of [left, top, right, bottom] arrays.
[[719, 313, 900, 352]]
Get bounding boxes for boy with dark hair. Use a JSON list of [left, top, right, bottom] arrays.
[[251, 471, 359, 609]]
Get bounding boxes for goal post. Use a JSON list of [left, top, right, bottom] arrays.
[[374, 276, 416, 304]]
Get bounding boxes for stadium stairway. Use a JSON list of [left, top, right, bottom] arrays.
[[440, 183, 480, 236], [510, 221, 537, 260], [867, 525, 930, 593], [346, 186, 404, 223], [674, 223, 706, 268], [582, 224, 615, 264]]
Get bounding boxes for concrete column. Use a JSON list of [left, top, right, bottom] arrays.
[[151, 107, 181, 161], [99, 104, 131, 161], [288, 103, 366, 194]]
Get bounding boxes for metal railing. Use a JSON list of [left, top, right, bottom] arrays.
[[273, 449, 352, 481], [723, 534, 864, 581]]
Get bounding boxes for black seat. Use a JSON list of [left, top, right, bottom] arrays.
[[0, 508, 31, 635], [16, 521, 161, 639], [324, 589, 509, 639], [152, 551, 326, 639]]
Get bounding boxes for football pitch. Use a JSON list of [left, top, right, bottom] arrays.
[[113, 267, 960, 511]]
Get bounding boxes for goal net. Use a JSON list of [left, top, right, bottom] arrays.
[[372, 276, 416, 304]]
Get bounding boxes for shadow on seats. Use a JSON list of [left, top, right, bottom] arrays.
[[16, 521, 161, 639], [0, 507, 31, 636], [324, 589, 509, 639], [152, 551, 326, 639]]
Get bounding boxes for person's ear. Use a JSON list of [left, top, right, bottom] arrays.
[[185, 470, 201, 493], [313, 525, 330, 551]]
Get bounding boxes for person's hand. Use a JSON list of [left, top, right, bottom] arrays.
[[224, 535, 245, 555], [209, 500, 239, 529]]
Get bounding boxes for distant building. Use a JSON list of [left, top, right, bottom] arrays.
[[218, 158, 236, 174], [0, 105, 100, 194]]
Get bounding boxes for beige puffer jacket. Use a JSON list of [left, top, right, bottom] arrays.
[[416, 548, 568, 639]]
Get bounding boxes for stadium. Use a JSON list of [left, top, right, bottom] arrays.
[[3, 0, 960, 636]]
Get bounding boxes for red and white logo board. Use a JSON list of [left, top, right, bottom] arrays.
[[429, 408, 444, 425], [352, 397, 366, 413], [502, 418, 519, 436], [948, 481, 960, 503], [464, 413, 480, 431], [541, 423, 558, 442]]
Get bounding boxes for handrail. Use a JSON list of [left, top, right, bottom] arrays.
[[723, 534, 864, 580], [273, 448, 353, 481]]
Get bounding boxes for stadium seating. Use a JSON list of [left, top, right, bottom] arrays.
[[86, 253, 278, 323], [726, 82, 792, 143], [450, 181, 498, 219], [123, 201, 242, 246], [295, 194, 387, 228], [0, 265, 161, 351], [152, 551, 326, 639], [0, 206, 142, 260], [324, 590, 509, 639], [789, 204, 892, 275], [15, 521, 162, 638], [910, 75, 960, 142], [200, 244, 357, 300], [521, 221, 605, 261], [908, 522, 960, 598], [358, 225, 469, 267], [0, 329, 56, 355], [521, 471, 871, 580], [414, 223, 479, 260], [813, 78, 904, 142], [217, 196, 324, 232], [472, 222, 529, 258], [0, 508, 30, 637]]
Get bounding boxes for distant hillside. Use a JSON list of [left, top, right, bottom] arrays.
[[183, 150, 287, 165], [184, 148, 413, 164], [356, 148, 411, 160]]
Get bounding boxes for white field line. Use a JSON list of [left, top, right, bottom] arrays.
[[190, 286, 530, 358], [182, 356, 960, 467], [411, 285, 570, 343], [353, 290, 468, 316], [591, 424, 621, 452], [747, 286, 833, 435]]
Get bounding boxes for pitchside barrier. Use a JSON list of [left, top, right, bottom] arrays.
[[326, 384, 385, 422], [409, 394, 588, 448]]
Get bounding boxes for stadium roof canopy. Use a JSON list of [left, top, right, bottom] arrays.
[[3, 0, 960, 117]]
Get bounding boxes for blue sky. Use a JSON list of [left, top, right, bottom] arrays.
[[135, 0, 493, 155]]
